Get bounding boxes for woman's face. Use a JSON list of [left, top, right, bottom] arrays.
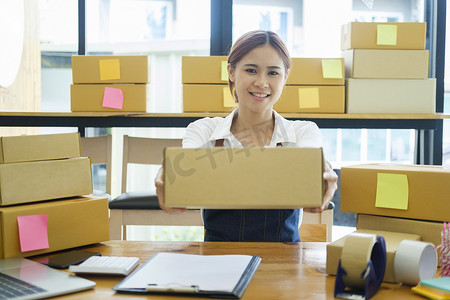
[[228, 44, 288, 115]]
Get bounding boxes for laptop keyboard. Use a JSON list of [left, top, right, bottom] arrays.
[[0, 272, 46, 299]]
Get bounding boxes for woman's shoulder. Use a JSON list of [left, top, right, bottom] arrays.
[[186, 116, 225, 132]]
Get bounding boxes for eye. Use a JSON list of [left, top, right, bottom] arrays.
[[268, 71, 280, 76], [245, 68, 256, 74]]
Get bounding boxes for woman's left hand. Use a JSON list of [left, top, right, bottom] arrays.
[[303, 159, 338, 213]]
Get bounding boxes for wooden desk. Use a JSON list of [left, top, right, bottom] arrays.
[[31, 241, 424, 299]]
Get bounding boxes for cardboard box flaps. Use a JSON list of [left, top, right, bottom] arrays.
[[164, 147, 323, 209], [326, 229, 421, 283], [0, 196, 109, 258], [0, 132, 80, 164]]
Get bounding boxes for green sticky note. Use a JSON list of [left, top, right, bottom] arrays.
[[221, 61, 228, 81], [223, 87, 235, 108], [321, 59, 343, 79], [298, 88, 319, 108], [99, 59, 121, 80], [377, 24, 397, 46], [375, 173, 408, 210]]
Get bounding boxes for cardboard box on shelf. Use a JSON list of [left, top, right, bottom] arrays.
[[346, 78, 436, 114], [70, 84, 148, 112], [286, 58, 345, 85], [183, 84, 236, 112], [343, 49, 429, 79], [0, 196, 109, 259], [341, 22, 426, 50], [72, 55, 150, 84], [275, 85, 345, 113], [326, 229, 421, 283], [182, 56, 228, 84], [164, 147, 323, 209], [340, 164, 450, 222], [0, 132, 80, 164], [0, 157, 92, 206]]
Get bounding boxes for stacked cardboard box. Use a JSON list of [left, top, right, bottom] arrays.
[[275, 58, 345, 113], [342, 22, 436, 114], [0, 133, 109, 258], [71, 55, 150, 112], [182, 56, 236, 112]]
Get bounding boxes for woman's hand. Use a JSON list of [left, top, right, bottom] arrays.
[[303, 159, 338, 213], [155, 167, 187, 214]]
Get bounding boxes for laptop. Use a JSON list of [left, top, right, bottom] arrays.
[[0, 257, 95, 299]]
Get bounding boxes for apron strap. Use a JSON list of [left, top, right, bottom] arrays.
[[215, 139, 225, 147]]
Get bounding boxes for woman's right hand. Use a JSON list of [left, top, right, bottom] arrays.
[[154, 167, 187, 214]]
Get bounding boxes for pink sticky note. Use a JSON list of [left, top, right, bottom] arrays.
[[17, 215, 49, 252], [102, 87, 124, 110]]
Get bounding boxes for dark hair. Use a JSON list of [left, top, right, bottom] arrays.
[[227, 30, 291, 100]]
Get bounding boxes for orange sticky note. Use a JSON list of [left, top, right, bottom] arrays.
[[322, 59, 343, 79], [99, 59, 121, 80], [377, 24, 397, 45], [298, 88, 320, 108], [375, 173, 409, 210], [223, 87, 235, 108], [102, 87, 124, 110], [17, 215, 49, 252], [221, 61, 228, 81]]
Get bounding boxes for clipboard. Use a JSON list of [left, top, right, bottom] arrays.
[[113, 252, 261, 298]]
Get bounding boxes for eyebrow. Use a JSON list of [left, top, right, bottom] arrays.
[[243, 64, 282, 70]]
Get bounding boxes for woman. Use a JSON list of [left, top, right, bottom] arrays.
[[155, 30, 338, 242]]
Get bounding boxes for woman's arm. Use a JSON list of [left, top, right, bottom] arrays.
[[154, 166, 187, 214]]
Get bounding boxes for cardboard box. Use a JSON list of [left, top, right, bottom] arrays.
[[343, 49, 429, 79], [0, 132, 80, 164], [340, 164, 450, 222], [183, 84, 236, 112], [72, 55, 150, 83], [341, 22, 426, 50], [0, 157, 92, 206], [164, 147, 323, 209], [0, 196, 109, 258], [346, 78, 436, 114], [286, 58, 345, 85], [71, 84, 148, 112], [182, 56, 228, 84], [326, 229, 421, 283], [275, 85, 345, 113]]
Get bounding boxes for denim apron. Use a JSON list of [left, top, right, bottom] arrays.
[[203, 139, 301, 242]]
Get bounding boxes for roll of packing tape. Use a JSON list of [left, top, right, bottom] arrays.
[[340, 232, 378, 289], [394, 240, 437, 285]]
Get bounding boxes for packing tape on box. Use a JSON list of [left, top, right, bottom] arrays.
[[394, 240, 437, 285], [340, 232, 378, 289]]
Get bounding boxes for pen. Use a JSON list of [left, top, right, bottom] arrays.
[[146, 283, 199, 293]]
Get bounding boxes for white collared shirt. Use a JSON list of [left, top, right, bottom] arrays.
[[182, 109, 323, 148]]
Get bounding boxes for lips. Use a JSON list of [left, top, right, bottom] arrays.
[[250, 92, 270, 99]]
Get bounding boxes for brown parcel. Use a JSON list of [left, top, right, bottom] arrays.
[[343, 49, 429, 79], [286, 58, 345, 85], [0, 132, 80, 164], [164, 147, 323, 209], [0, 157, 92, 206], [72, 55, 150, 83], [346, 78, 436, 114], [182, 56, 228, 84], [341, 22, 426, 50], [340, 164, 450, 222], [183, 84, 236, 112], [0, 196, 109, 259], [71, 84, 148, 112], [275, 85, 345, 113], [326, 229, 421, 283]]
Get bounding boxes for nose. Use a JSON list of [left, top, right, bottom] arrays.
[[254, 74, 269, 88]]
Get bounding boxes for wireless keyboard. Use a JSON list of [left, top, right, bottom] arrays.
[[69, 256, 139, 275]]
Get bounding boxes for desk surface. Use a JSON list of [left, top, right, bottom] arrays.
[[32, 241, 424, 300]]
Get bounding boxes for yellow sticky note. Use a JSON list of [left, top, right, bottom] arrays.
[[375, 173, 408, 210], [377, 24, 397, 46], [221, 61, 228, 81], [99, 59, 121, 80], [223, 87, 235, 108], [298, 88, 319, 108], [322, 59, 343, 79]]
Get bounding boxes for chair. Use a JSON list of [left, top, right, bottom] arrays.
[[80, 135, 112, 198], [108, 135, 203, 240], [299, 202, 334, 242]]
